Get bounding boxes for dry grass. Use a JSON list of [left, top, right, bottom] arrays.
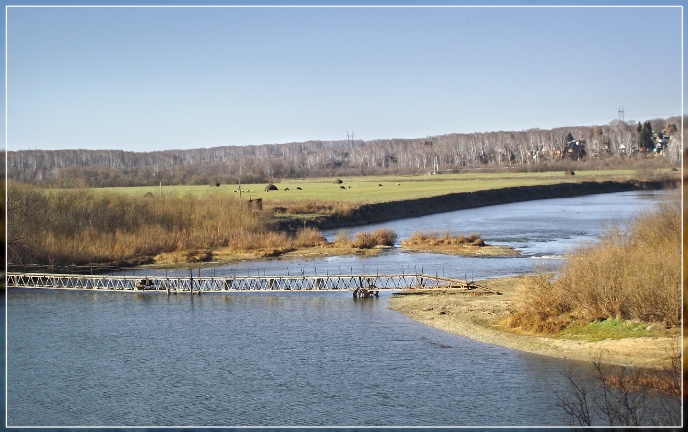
[[6, 183, 397, 266], [507, 193, 681, 334], [266, 199, 360, 217], [352, 228, 397, 249], [292, 227, 328, 248], [6, 183, 318, 265], [333, 228, 397, 249], [401, 230, 486, 247]]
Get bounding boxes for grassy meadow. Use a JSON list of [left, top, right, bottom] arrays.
[[89, 169, 654, 203]]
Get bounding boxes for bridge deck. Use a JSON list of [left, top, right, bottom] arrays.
[[7, 272, 475, 293]]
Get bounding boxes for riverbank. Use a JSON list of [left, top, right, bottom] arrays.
[[279, 179, 678, 231], [153, 244, 390, 266], [388, 276, 680, 369], [8, 178, 677, 269]]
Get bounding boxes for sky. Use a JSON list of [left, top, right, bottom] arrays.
[[2, 1, 685, 151]]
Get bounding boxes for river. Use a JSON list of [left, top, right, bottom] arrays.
[[6, 190, 668, 426]]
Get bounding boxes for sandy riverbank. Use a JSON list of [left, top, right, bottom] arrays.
[[388, 276, 679, 369], [152, 244, 390, 266], [400, 244, 519, 257]]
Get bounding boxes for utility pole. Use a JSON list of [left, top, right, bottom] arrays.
[[238, 165, 242, 200], [618, 106, 625, 122]]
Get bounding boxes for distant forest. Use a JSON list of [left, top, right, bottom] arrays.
[[7, 117, 681, 188]]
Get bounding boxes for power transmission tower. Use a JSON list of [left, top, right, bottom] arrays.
[[346, 131, 355, 144]]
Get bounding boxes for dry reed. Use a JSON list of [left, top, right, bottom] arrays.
[[7, 183, 306, 265], [401, 230, 485, 247], [507, 193, 681, 333]]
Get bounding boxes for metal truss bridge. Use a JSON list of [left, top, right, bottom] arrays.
[[7, 272, 484, 296]]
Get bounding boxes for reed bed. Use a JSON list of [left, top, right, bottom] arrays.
[[266, 199, 360, 217], [7, 183, 398, 265], [333, 228, 397, 249], [507, 193, 681, 333], [7, 183, 280, 265], [401, 231, 485, 247]]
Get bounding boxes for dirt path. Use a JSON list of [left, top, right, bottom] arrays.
[[388, 276, 679, 369]]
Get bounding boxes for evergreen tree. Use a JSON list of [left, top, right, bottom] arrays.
[[640, 121, 654, 149]]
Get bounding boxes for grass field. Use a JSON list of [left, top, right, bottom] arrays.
[[91, 169, 658, 203]]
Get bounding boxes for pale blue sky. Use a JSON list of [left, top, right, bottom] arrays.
[[4, 2, 684, 151]]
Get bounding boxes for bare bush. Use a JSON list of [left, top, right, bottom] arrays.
[[402, 230, 485, 248], [350, 228, 397, 249], [370, 228, 397, 246], [553, 343, 681, 426], [293, 228, 327, 248], [333, 230, 352, 247]]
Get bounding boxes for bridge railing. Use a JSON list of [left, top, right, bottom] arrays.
[[6, 272, 466, 292]]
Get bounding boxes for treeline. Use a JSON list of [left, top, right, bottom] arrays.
[[8, 117, 681, 188]]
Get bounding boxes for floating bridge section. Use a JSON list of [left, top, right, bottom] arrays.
[[7, 272, 473, 294]]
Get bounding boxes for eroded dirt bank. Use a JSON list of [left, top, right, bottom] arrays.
[[280, 179, 677, 231], [388, 276, 679, 369]]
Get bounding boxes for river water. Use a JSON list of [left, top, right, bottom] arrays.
[[6, 190, 668, 426]]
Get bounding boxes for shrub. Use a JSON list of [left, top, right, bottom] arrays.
[[333, 230, 352, 246], [293, 228, 327, 248], [371, 228, 397, 246], [352, 232, 376, 249], [507, 193, 681, 333], [402, 231, 485, 247], [351, 228, 398, 249]]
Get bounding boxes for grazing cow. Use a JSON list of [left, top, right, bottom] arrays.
[[284, 188, 289, 191], [296, 187, 302, 190], [340, 186, 346, 189], [348, 186, 351, 188], [378, 184, 382, 187], [396, 183, 401, 186]]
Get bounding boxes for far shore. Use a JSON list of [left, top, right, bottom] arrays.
[[388, 276, 680, 369], [97, 179, 681, 268], [7, 178, 677, 272], [279, 178, 678, 232]]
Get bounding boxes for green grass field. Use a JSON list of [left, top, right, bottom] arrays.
[[91, 169, 657, 203]]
